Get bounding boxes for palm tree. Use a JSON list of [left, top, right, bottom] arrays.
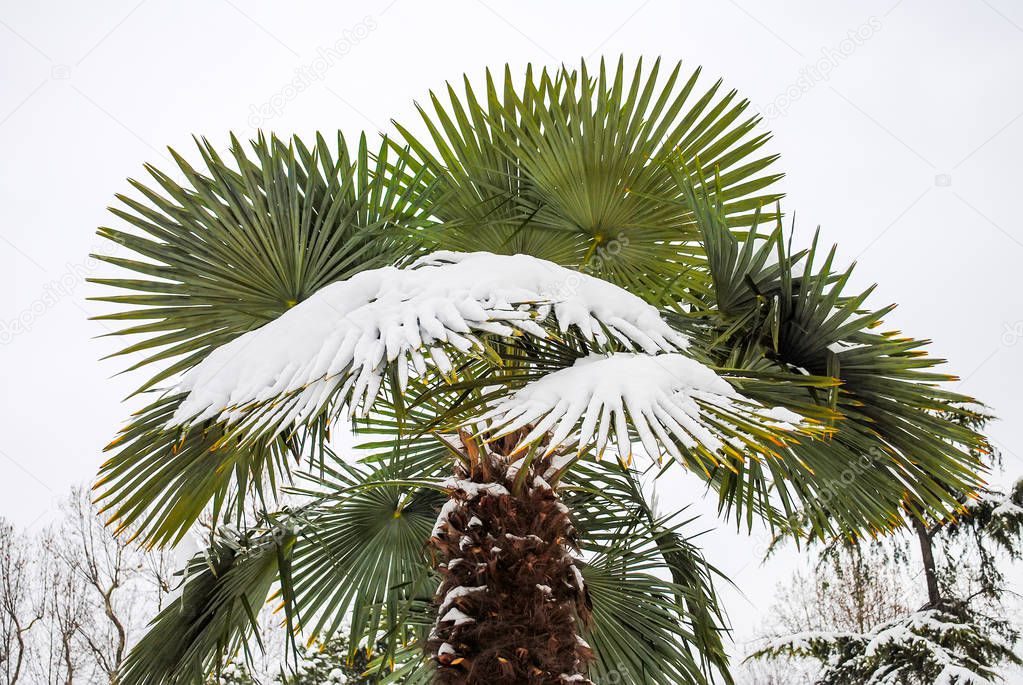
[[91, 58, 988, 685]]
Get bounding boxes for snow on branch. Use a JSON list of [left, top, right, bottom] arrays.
[[477, 353, 807, 464], [751, 607, 1015, 685], [170, 252, 687, 436]]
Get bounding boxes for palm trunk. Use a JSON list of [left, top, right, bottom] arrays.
[[428, 432, 593, 684]]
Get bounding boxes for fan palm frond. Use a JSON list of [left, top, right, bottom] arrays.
[[284, 456, 441, 668], [564, 462, 733, 684], [668, 175, 988, 537], [92, 132, 427, 394], [390, 56, 783, 304], [92, 133, 433, 545], [116, 451, 439, 685], [118, 525, 293, 685]]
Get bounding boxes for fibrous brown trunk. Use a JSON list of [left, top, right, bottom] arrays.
[[428, 432, 593, 684]]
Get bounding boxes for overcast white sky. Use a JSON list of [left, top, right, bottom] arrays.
[[2, 0, 1022, 668]]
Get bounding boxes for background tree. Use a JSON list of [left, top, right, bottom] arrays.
[[749, 411, 1023, 683], [35, 536, 88, 685], [0, 489, 176, 684], [49, 489, 175, 683], [777, 543, 913, 635], [0, 523, 43, 684]]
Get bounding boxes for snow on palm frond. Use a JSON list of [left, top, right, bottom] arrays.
[[171, 251, 687, 437], [477, 353, 808, 466]]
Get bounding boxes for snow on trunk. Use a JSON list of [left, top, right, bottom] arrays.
[[429, 442, 593, 684]]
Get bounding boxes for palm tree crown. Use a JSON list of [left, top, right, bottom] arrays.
[[91, 58, 988, 685]]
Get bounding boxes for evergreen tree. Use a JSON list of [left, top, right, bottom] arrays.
[[751, 410, 1023, 683]]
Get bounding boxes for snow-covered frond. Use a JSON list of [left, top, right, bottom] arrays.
[[476, 353, 809, 466], [170, 252, 687, 437]]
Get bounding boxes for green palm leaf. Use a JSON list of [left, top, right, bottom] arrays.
[[668, 176, 987, 538], [92, 133, 432, 545], [284, 455, 441, 669], [389, 56, 783, 304], [119, 525, 293, 685], [92, 132, 428, 394]]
